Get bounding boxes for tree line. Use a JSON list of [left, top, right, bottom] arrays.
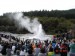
[[23, 9, 75, 19], [0, 9, 75, 35]]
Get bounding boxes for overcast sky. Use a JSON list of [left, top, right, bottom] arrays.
[[0, 0, 75, 15]]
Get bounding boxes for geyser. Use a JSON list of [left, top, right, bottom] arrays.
[[8, 12, 52, 41]]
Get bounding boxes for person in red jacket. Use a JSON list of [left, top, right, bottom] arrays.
[[54, 45, 60, 56], [60, 43, 68, 56]]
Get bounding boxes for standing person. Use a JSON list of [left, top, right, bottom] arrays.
[[34, 45, 40, 56], [54, 45, 60, 56], [1, 42, 7, 55], [6, 45, 12, 56], [11, 44, 16, 55], [0, 37, 2, 42], [0, 42, 3, 55], [69, 40, 75, 56], [20, 48, 25, 56], [25, 40, 30, 52], [60, 42, 68, 56], [47, 44, 55, 56], [15, 43, 21, 56], [45, 40, 49, 47], [38, 42, 42, 49], [0, 42, 3, 53], [38, 47, 46, 56], [27, 44, 34, 56], [52, 41, 56, 49]]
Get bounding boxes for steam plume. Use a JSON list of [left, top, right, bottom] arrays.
[[8, 12, 45, 35]]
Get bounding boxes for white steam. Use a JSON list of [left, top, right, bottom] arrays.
[[8, 12, 45, 36], [7, 12, 53, 41]]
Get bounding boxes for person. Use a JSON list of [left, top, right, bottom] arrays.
[[38, 47, 46, 56], [69, 40, 75, 56], [34, 45, 40, 56], [60, 42, 68, 56], [38, 42, 42, 49], [16, 50, 20, 56], [52, 41, 56, 49], [6, 45, 12, 56], [47, 44, 54, 56], [25, 40, 30, 52], [11, 44, 16, 55], [1, 42, 7, 55], [15, 43, 21, 56], [20, 48, 25, 56], [45, 40, 49, 47], [0, 42, 3, 56], [0, 42, 3, 53], [54, 45, 60, 56], [27, 44, 34, 56]]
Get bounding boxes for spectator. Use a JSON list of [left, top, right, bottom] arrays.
[[0, 42, 3, 53], [20, 48, 25, 56], [6, 45, 12, 56], [60, 43, 68, 56], [27, 44, 34, 56], [69, 40, 75, 56], [54, 45, 60, 56], [38, 47, 46, 56], [11, 44, 16, 55], [47, 44, 54, 56], [34, 45, 40, 56], [52, 41, 56, 49], [1, 42, 7, 55]]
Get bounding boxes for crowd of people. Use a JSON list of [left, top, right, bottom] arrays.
[[0, 33, 75, 56], [0, 33, 19, 42]]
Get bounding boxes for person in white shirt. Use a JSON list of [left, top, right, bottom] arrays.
[[0, 43, 3, 52], [0, 43, 3, 56], [11, 44, 16, 55], [20, 48, 25, 56], [34, 45, 40, 56]]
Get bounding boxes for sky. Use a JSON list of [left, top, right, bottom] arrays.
[[0, 0, 75, 15]]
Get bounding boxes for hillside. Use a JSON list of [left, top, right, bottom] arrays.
[[23, 9, 75, 19], [0, 9, 75, 36]]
